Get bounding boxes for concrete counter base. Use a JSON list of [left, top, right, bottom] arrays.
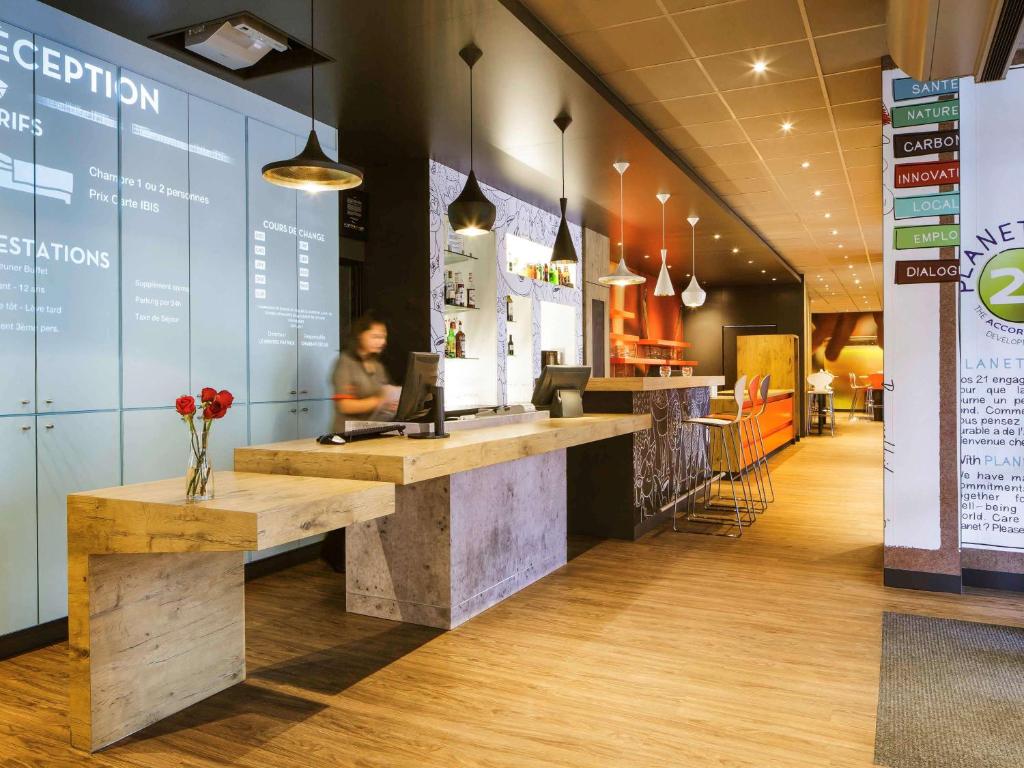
[[346, 451, 566, 629]]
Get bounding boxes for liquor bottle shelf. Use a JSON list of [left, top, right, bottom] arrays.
[[638, 338, 692, 349], [444, 304, 478, 313], [444, 249, 478, 265]]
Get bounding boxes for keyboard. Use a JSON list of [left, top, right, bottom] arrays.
[[316, 424, 406, 445]]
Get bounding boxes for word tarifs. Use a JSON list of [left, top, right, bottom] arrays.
[[0, 25, 159, 113]]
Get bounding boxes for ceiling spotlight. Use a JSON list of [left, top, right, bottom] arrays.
[[855, 279, 861, 284], [830, 228, 838, 235], [760, 269, 766, 273], [813, 190, 822, 197], [824, 212, 832, 219], [747, 260, 753, 264], [848, 264, 853, 269], [732, 247, 739, 254], [752, 60, 767, 73], [838, 244, 844, 249], [781, 121, 793, 132], [714, 233, 721, 240], [801, 161, 810, 169], [771, 277, 777, 281]]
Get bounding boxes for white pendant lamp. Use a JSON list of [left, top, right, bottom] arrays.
[[653, 193, 674, 296], [598, 162, 646, 287], [681, 215, 706, 308]]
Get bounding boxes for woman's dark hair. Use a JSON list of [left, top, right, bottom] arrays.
[[346, 312, 387, 355]]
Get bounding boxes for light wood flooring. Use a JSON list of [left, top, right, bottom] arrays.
[[2, 419, 1023, 767]]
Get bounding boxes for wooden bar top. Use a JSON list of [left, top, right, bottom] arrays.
[[586, 376, 725, 392], [235, 413, 651, 485], [68, 471, 395, 554]]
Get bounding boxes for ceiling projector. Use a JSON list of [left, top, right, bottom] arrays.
[[185, 15, 289, 70]]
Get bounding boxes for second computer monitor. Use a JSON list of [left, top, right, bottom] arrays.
[[394, 352, 440, 422], [531, 365, 591, 410]]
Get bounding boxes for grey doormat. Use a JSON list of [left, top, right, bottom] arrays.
[[874, 612, 1024, 768]]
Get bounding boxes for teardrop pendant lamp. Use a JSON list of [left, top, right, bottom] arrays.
[[261, 0, 363, 191], [681, 215, 707, 308], [653, 193, 674, 296], [550, 113, 577, 264], [598, 162, 646, 287], [447, 43, 496, 237]]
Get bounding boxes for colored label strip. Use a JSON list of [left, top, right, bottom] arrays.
[[891, 99, 959, 128], [892, 77, 959, 102], [894, 160, 959, 188], [894, 192, 960, 219], [894, 224, 960, 250], [894, 128, 959, 158]]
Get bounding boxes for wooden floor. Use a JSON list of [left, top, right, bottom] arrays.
[[3, 419, 1024, 767]]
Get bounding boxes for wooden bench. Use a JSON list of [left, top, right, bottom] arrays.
[[67, 471, 394, 752]]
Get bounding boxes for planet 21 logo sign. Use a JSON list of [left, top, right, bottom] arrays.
[[962, 222, 1024, 323]]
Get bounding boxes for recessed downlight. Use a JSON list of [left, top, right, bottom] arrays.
[[781, 121, 793, 132], [824, 212, 831, 219], [732, 247, 739, 254], [752, 60, 767, 73], [801, 160, 810, 169], [813, 190, 822, 197]]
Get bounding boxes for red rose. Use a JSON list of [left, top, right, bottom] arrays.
[[200, 387, 217, 404], [215, 389, 234, 409], [175, 395, 196, 416], [203, 399, 227, 420]]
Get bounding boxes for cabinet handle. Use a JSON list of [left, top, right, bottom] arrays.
[[289, 389, 297, 395], [21, 425, 31, 431], [45, 399, 53, 404], [301, 407, 309, 413], [44, 423, 54, 429], [20, 399, 30, 405], [299, 389, 309, 395], [289, 408, 297, 414]]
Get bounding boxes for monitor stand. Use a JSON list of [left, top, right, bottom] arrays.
[[407, 384, 451, 439], [551, 388, 584, 418]]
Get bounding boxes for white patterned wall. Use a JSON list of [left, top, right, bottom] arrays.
[[428, 160, 584, 404]]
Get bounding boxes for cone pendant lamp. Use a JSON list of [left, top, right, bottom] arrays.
[[681, 215, 706, 308], [262, 0, 363, 191], [653, 193, 674, 296], [598, 162, 646, 287], [447, 43, 496, 236], [550, 113, 577, 264]]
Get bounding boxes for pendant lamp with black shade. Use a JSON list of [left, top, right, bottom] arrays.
[[550, 113, 577, 265], [261, 0, 363, 192], [448, 43, 496, 236], [598, 162, 646, 287]]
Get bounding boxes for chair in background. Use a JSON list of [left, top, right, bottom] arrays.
[[806, 369, 836, 436], [674, 376, 756, 537], [744, 374, 775, 504], [848, 372, 869, 421], [865, 372, 885, 420]]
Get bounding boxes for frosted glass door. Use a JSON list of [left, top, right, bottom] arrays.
[[0, 20, 36, 415], [37, 411, 121, 622], [34, 39, 120, 413], [0, 416, 38, 634], [247, 120, 298, 403]]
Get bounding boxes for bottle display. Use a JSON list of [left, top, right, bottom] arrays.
[[507, 334, 514, 357], [506, 295, 514, 323], [467, 272, 476, 309], [445, 270, 455, 304], [455, 272, 465, 307], [455, 321, 466, 359], [446, 321, 457, 358]]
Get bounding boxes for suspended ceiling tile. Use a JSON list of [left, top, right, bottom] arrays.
[[696, 161, 768, 182], [684, 142, 761, 166], [721, 78, 826, 117], [825, 66, 881, 104], [720, 175, 779, 194], [804, 0, 886, 37], [701, 40, 817, 91], [764, 150, 844, 175], [847, 164, 880, 184], [529, 0, 664, 35], [754, 130, 837, 158], [563, 18, 690, 73], [671, 0, 806, 57], [843, 146, 881, 168], [663, 0, 736, 11], [603, 59, 715, 102], [838, 125, 882, 150], [739, 108, 833, 139], [634, 102, 691, 130], [659, 119, 748, 149], [652, 93, 735, 124], [814, 26, 888, 75], [832, 99, 882, 130]]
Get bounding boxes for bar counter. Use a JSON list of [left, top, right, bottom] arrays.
[[569, 376, 725, 539]]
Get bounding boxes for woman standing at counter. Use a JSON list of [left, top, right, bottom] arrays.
[[332, 313, 397, 433]]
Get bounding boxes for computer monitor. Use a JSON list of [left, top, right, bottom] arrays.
[[531, 365, 591, 417], [394, 352, 440, 422]]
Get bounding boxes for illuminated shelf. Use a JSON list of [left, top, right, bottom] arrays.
[[610, 308, 636, 320], [610, 332, 640, 342], [443, 356, 480, 360], [610, 356, 698, 367], [444, 249, 478, 265], [444, 304, 478, 313], [638, 338, 692, 349]]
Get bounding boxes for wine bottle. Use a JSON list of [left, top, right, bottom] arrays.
[[455, 272, 465, 307], [467, 272, 476, 308], [456, 321, 466, 359], [507, 334, 514, 356], [506, 295, 514, 323]]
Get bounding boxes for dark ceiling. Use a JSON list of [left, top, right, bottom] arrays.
[[39, 0, 800, 287]]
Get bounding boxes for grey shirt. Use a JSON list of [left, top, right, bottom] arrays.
[[332, 351, 392, 432]]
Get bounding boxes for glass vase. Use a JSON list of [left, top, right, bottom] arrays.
[[186, 449, 214, 502]]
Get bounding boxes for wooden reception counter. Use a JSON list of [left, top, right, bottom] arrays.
[[235, 413, 649, 630], [570, 376, 725, 539]]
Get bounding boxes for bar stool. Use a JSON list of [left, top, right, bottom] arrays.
[[806, 370, 836, 436], [847, 372, 869, 421], [743, 374, 775, 505], [740, 375, 769, 515], [674, 376, 756, 538]]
